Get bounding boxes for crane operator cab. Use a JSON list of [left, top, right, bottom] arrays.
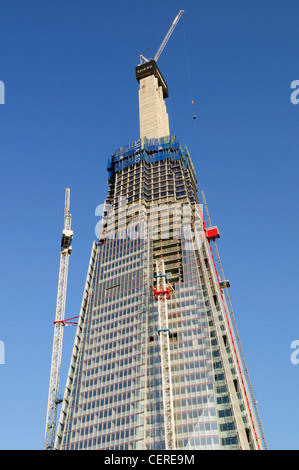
[[61, 229, 73, 255]]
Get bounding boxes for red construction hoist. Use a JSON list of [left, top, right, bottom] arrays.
[[151, 259, 176, 450]]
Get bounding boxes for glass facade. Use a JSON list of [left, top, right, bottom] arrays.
[[149, 237, 221, 450], [58, 237, 149, 450], [55, 136, 263, 451]]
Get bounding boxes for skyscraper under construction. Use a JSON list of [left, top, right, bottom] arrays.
[[54, 13, 266, 451]]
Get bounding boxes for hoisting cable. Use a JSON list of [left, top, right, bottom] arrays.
[[182, 18, 197, 120]]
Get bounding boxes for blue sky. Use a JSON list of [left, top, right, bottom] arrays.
[[0, 0, 298, 450]]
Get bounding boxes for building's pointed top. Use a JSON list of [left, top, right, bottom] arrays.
[[135, 10, 184, 140], [136, 64, 170, 140]]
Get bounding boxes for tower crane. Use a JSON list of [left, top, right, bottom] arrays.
[[139, 10, 184, 64], [44, 188, 73, 450], [152, 259, 176, 450], [136, 10, 184, 100]]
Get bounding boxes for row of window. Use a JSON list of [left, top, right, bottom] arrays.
[[61, 219, 242, 450]]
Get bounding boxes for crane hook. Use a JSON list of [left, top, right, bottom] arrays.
[[192, 100, 196, 119]]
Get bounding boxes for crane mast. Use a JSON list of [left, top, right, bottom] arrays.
[[153, 259, 176, 450], [44, 188, 73, 450]]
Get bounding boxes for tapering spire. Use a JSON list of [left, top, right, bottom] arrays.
[[136, 61, 170, 140]]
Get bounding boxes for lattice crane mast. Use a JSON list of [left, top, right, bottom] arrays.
[[139, 10, 184, 64], [152, 259, 176, 450], [44, 188, 73, 450]]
